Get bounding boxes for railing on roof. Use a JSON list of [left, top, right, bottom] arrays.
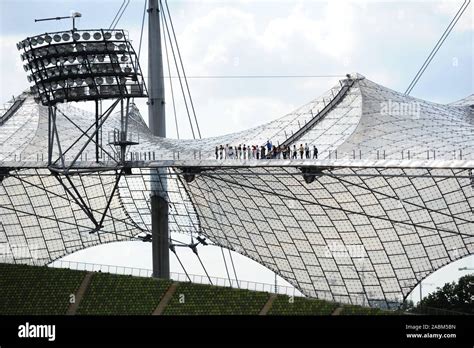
[[0, 97, 27, 126], [280, 78, 356, 147]]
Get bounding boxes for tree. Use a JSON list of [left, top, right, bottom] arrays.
[[414, 275, 474, 314]]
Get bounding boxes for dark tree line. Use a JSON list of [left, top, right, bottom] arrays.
[[412, 275, 474, 314]]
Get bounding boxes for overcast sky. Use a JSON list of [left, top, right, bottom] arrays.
[[1, 0, 473, 304]]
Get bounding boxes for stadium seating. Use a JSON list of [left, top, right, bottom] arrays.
[[0, 263, 85, 315], [0, 263, 399, 315], [163, 282, 269, 315], [338, 304, 391, 315], [77, 272, 172, 315], [268, 295, 339, 315]]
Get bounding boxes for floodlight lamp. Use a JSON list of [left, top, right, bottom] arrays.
[[37, 36, 44, 45], [31, 38, 38, 46], [93, 32, 101, 40], [82, 32, 90, 40], [72, 32, 80, 41], [104, 32, 112, 40], [72, 12, 82, 18], [115, 32, 123, 40], [62, 33, 70, 41], [124, 66, 132, 74], [45, 35, 52, 43], [96, 77, 104, 85], [106, 76, 114, 84], [53, 34, 61, 42]]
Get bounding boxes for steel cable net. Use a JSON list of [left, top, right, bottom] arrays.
[[0, 75, 473, 308]]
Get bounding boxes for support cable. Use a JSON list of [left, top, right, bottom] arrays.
[[220, 247, 232, 286], [137, 0, 148, 62], [109, 0, 126, 30], [405, 0, 470, 95], [228, 248, 240, 289], [159, 0, 196, 139], [164, 0, 202, 138], [171, 248, 192, 282], [161, 7, 180, 139], [194, 251, 213, 285], [111, 0, 131, 31]]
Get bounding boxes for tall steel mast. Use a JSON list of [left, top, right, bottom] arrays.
[[148, 0, 169, 278]]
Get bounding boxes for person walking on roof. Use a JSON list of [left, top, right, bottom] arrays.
[[305, 143, 310, 159], [292, 145, 297, 159], [313, 145, 318, 159], [219, 145, 224, 160], [215, 146, 218, 160], [299, 144, 304, 159], [266, 140, 272, 153]]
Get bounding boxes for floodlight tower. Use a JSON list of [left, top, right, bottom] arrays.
[[148, 0, 169, 279], [18, 27, 147, 232]]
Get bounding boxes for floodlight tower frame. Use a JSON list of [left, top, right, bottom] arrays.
[[18, 28, 148, 232]]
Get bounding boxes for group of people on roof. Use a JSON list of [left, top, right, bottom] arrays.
[[215, 141, 318, 160]]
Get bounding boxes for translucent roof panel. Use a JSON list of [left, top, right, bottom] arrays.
[[0, 74, 472, 307]]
